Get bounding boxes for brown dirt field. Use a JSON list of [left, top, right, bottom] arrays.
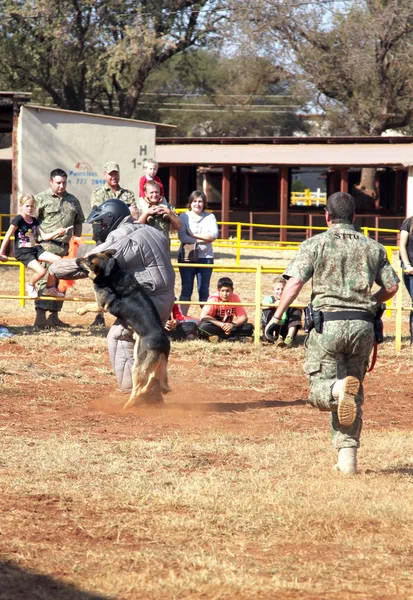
[[2, 257, 413, 598]]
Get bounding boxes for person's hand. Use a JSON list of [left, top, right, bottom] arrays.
[[153, 204, 167, 215], [165, 319, 178, 331], [405, 264, 413, 275], [0, 253, 8, 262], [221, 322, 233, 335], [147, 205, 162, 216], [265, 317, 282, 342]]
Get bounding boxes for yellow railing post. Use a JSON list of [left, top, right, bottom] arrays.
[[19, 263, 26, 307], [254, 265, 262, 346], [236, 222, 242, 267], [395, 267, 403, 352], [362, 227, 369, 237]]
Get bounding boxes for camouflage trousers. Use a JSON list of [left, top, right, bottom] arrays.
[[34, 241, 69, 313], [304, 320, 375, 449]]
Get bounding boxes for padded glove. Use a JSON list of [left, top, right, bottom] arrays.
[[264, 317, 282, 342]]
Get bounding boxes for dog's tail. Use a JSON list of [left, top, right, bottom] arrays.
[[123, 347, 170, 409]]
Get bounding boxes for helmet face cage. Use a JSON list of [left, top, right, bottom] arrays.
[[86, 199, 130, 243]]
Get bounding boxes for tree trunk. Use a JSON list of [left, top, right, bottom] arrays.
[[353, 167, 377, 211]]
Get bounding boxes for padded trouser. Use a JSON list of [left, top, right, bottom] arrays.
[[304, 320, 374, 449]]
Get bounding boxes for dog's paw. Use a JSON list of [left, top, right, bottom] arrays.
[[76, 306, 88, 316]]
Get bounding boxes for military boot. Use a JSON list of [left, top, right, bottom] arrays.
[[47, 312, 70, 328], [34, 309, 48, 330], [334, 447, 357, 475], [332, 376, 360, 427]]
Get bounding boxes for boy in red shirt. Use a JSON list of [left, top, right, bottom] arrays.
[[198, 277, 254, 342], [139, 159, 164, 199]]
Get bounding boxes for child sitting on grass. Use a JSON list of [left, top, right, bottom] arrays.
[[0, 194, 68, 299], [165, 301, 199, 341], [261, 276, 302, 347], [198, 276, 254, 342]]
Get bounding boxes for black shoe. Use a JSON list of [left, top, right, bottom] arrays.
[[47, 313, 70, 328]]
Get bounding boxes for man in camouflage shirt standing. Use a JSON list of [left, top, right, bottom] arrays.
[[265, 192, 399, 475], [91, 162, 137, 220], [34, 168, 85, 329]]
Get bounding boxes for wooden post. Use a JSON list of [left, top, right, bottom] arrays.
[[11, 98, 20, 214], [395, 169, 403, 214], [168, 166, 178, 207], [340, 168, 349, 193], [221, 165, 231, 239], [279, 167, 288, 242]]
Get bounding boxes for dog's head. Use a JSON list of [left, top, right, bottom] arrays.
[[76, 249, 117, 280]]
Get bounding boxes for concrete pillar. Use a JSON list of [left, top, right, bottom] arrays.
[[221, 165, 231, 238], [279, 167, 288, 243], [407, 166, 413, 217]]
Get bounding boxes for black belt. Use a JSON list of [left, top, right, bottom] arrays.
[[322, 310, 375, 324]]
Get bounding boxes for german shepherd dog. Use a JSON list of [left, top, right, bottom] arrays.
[[76, 250, 170, 408]]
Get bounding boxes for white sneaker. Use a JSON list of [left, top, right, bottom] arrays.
[[333, 376, 360, 427], [26, 283, 38, 299], [44, 286, 65, 298], [334, 447, 357, 475]]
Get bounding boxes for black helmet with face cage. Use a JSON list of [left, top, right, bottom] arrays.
[[86, 199, 130, 243]]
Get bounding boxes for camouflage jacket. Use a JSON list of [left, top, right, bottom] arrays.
[[35, 189, 85, 244], [90, 185, 136, 209], [285, 223, 399, 314]]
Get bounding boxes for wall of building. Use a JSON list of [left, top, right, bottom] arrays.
[[17, 106, 156, 216]]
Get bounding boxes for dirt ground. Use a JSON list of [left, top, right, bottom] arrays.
[[2, 315, 412, 440], [2, 304, 413, 598]]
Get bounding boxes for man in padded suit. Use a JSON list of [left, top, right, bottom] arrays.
[[49, 199, 175, 402]]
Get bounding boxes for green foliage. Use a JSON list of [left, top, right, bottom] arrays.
[[135, 50, 311, 136], [238, 0, 413, 135], [0, 0, 227, 118]]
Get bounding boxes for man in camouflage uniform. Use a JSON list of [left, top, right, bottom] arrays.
[[135, 180, 181, 239], [34, 168, 85, 329], [91, 161, 137, 220], [265, 192, 399, 474]]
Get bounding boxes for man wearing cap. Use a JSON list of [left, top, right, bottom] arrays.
[[34, 168, 85, 329], [91, 162, 138, 220]]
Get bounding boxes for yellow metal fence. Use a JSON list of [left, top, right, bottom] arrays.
[[0, 218, 409, 350]]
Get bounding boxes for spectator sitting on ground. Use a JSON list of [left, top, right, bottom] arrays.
[[165, 302, 198, 341], [135, 181, 181, 239], [139, 158, 165, 199], [198, 277, 254, 342], [261, 276, 302, 347]]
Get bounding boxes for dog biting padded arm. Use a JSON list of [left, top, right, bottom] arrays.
[[49, 258, 90, 280]]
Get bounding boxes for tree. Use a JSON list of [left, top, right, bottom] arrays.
[[134, 49, 311, 136], [233, 0, 413, 201], [0, 0, 227, 117]]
